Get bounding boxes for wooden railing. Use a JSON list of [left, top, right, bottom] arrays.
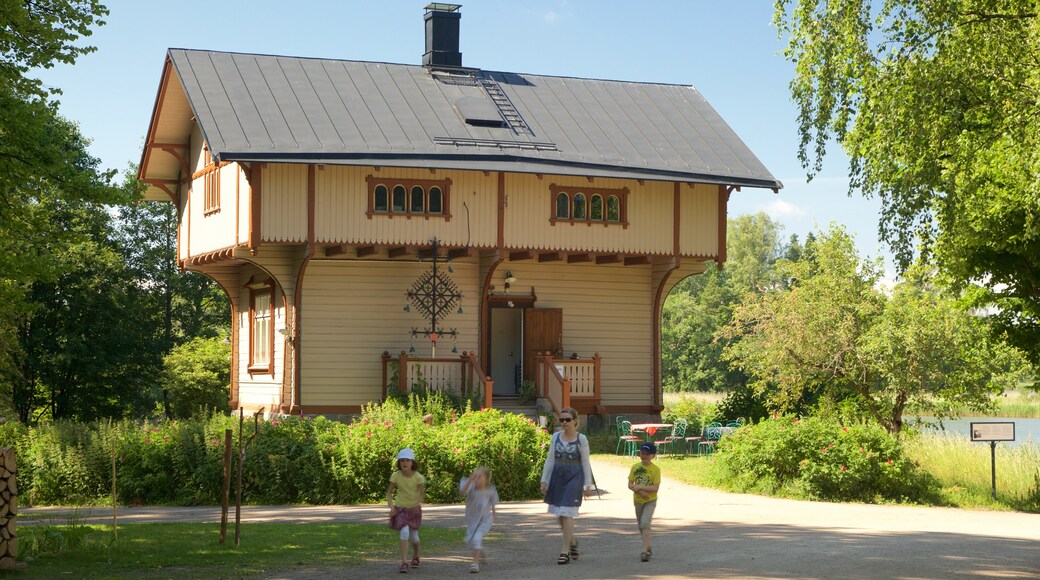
[[381, 350, 493, 409], [535, 352, 601, 415]]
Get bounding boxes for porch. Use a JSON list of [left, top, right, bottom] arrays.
[[380, 350, 603, 415]]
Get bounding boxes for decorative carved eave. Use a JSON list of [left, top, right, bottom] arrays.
[[186, 247, 239, 266]]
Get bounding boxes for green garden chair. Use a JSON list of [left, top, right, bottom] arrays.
[[697, 422, 724, 456], [655, 418, 686, 455], [616, 420, 641, 456]]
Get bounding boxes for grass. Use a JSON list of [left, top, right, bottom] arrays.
[[990, 389, 1040, 418], [904, 435, 1040, 512], [10, 521, 463, 579], [663, 391, 725, 407]]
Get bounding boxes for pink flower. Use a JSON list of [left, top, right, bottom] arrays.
[[163, 437, 169, 443], [145, 438, 151, 444], [842, 427, 848, 432], [840, 465, 846, 471], [887, 459, 893, 465]]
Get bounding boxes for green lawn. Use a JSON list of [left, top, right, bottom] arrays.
[[9, 522, 463, 579]]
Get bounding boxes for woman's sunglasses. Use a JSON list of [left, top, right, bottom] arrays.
[[558, 417, 573, 423]]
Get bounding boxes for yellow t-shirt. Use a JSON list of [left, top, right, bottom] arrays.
[[628, 462, 661, 504], [390, 470, 426, 508]]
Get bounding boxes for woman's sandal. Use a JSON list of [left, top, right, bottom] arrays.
[[399, 562, 409, 573], [411, 556, 420, 569], [469, 563, 480, 573], [640, 552, 650, 562], [557, 552, 570, 565], [569, 541, 579, 560]]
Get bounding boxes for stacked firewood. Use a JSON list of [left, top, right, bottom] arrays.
[[0, 446, 16, 569]]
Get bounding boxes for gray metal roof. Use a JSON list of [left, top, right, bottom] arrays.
[[168, 48, 781, 189]]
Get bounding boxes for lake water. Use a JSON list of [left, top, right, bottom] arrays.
[[919, 417, 1040, 448]]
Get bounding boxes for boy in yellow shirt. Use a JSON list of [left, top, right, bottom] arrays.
[[628, 442, 661, 562]]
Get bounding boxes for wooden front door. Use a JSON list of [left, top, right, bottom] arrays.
[[523, 308, 562, 382]]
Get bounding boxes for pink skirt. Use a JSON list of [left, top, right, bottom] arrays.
[[390, 506, 423, 531]]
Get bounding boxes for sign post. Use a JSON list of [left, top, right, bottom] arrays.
[[969, 421, 1015, 500]]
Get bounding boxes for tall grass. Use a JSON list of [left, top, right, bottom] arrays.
[[663, 391, 725, 406], [991, 389, 1040, 418], [905, 434, 1040, 511]]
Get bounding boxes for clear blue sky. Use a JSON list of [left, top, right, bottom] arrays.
[[37, 0, 891, 273]]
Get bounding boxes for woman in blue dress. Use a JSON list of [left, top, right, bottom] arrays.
[[539, 407, 594, 565]]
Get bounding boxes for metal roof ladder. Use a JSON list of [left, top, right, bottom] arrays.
[[479, 76, 533, 136]]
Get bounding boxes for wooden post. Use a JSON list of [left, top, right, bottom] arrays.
[[381, 351, 391, 400], [235, 409, 244, 546], [111, 430, 117, 542], [219, 428, 232, 544], [592, 353, 602, 404], [398, 351, 409, 394], [460, 353, 468, 399], [234, 408, 263, 546]]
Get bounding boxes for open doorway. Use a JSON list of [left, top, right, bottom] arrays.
[[489, 307, 523, 397]]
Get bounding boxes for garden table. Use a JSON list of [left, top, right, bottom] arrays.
[[630, 423, 673, 442]]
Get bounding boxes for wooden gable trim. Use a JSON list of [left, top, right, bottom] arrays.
[[138, 56, 174, 186]]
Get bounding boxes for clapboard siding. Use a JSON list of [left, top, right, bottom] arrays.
[[187, 163, 238, 255], [679, 183, 719, 257], [300, 259, 481, 405], [311, 166, 498, 248], [503, 173, 676, 256], [261, 164, 308, 243]]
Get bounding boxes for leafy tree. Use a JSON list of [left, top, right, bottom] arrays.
[[0, 1, 120, 383], [774, 0, 1040, 364], [161, 336, 231, 419], [0, 0, 108, 98], [13, 201, 161, 423], [661, 213, 788, 391], [721, 225, 1026, 433]]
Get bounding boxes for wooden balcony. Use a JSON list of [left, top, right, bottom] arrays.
[[381, 351, 493, 409], [534, 352, 602, 416]]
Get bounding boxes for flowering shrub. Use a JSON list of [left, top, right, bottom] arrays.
[[714, 415, 939, 503], [0, 392, 550, 506]]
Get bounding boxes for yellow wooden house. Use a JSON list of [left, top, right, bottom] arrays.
[[136, 4, 781, 419]]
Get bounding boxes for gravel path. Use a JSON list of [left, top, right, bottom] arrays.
[[23, 457, 1040, 579]]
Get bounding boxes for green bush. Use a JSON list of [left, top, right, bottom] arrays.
[[161, 336, 232, 419], [715, 383, 769, 424], [714, 415, 940, 503], [0, 393, 550, 506]]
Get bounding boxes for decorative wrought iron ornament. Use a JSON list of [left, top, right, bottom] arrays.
[[405, 238, 461, 356]]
